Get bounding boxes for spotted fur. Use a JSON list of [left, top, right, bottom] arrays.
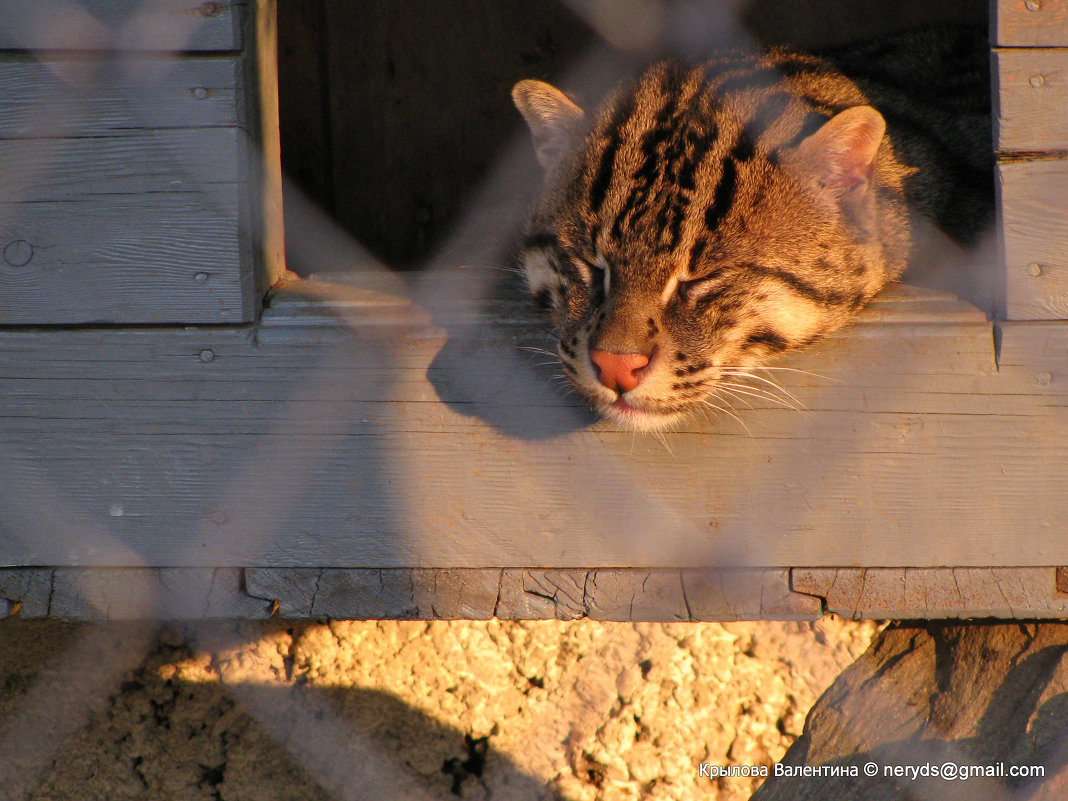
[[513, 27, 992, 430]]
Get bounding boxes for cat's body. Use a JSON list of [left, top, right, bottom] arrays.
[[512, 27, 993, 430]]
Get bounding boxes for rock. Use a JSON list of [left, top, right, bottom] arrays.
[[752, 621, 1068, 801]]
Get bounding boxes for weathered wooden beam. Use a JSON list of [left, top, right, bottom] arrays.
[[0, 568, 271, 620], [0, 565, 816, 621], [240, 0, 285, 300], [792, 567, 1068, 618]]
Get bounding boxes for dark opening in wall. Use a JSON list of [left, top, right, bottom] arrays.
[[276, 0, 593, 272], [275, 0, 986, 274]]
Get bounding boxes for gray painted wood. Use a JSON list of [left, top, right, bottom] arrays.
[[0, 2, 280, 324], [792, 567, 1068, 618], [0, 127, 255, 323], [997, 158, 1068, 320], [0, 58, 240, 137], [0, 0, 241, 52], [994, 0, 1068, 46], [0, 271, 1066, 570], [994, 49, 1068, 151]]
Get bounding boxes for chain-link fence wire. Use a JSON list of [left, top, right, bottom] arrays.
[[0, 2, 1052, 800]]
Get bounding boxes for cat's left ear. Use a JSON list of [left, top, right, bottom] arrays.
[[793, 105, 886, 196], [512, 79, 585, 170]]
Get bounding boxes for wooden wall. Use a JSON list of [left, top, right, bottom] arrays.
[[0, 0, 284, 324], [277, 0, 594, 270], [993, 0, 1068, 320]]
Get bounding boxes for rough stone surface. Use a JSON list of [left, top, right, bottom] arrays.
[[753, 621, 1068, 800], [0, 616, 879, 800]]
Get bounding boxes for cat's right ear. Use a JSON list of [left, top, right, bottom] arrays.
[[512, 80, 584, 170]]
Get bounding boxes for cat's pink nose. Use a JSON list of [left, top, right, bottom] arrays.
[[589, 350, 650, 393]]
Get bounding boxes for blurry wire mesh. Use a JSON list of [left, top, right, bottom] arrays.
[[0, 0, 1027, 800]]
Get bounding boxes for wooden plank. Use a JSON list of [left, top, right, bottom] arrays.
[[791, 567, 1068, 618], [998, 158, 1068, 319], [994, 48, 1068, 151], [242, 567, 819, 621], [239, 0, 285, 300], [0, 128, 254, 323], [0, 58, 240, 137], [0, 568, 272, 620], [276, 0, 334, 210], [4, 280, 1068, 570], [0, 3, 280, 324], [0, 128, 240, 199], [994, 0, 1068, 46], [0, 0, 241, 52], [11, 564, 1068, 621]]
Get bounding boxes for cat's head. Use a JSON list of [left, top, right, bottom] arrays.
[[512, 64, 904, 431]]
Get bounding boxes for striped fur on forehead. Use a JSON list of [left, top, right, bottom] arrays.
[[563, 54, 861, 270]]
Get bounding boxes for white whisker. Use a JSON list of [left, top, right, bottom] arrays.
[[721, 364, 835, 381], [719, 370, 805, 408], [713, 386, 757, 410], [652, 427, 674, 457], [716, 381, 802, 411], [519, 346, 560, 358], [699, 397, 751, 435]]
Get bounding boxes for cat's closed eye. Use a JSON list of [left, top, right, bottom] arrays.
[[513, 28, 993, 431]]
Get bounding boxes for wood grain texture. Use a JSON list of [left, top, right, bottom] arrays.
[[0, 128, 254, 323], [240, 0, 285, 297], [997, 158, 1068, 320], [792, 567, 1068, 618], [0, 2, 281, 324], [0, 58, 240, 137], [994, 49, 1068, 151], [244, 567, 820, 621], [0, 0, 241, 52], [0, 271, 1065, 571], [0, 568, 271, 620], [319, 0, 594, 266], [276, 0, 333, 213], [994, 0, 1068, 46]]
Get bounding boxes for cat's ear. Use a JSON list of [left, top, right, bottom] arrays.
[[512, 79, 584, 170], [793, 105, 886, 196]]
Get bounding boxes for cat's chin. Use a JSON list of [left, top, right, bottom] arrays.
[[601, 398, 684, 432]]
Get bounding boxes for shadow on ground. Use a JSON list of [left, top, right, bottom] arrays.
[[0, 619, 572, 801]]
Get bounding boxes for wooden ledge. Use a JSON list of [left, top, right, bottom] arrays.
[[1, 268, 1066, 580], [3, 566, 1068, 621]]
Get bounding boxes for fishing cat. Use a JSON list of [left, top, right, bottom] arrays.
[[512, 27, 993, 430]]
